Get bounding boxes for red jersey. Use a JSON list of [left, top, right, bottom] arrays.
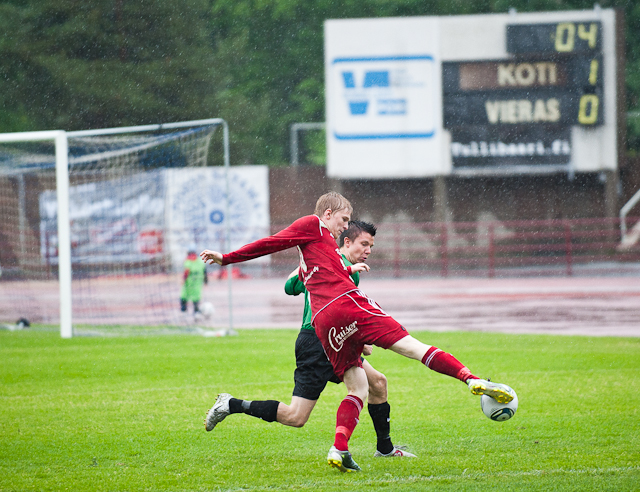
[[222, 215, 357, 315]]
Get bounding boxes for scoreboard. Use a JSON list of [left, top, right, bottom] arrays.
[[325, 9, 621, 178], [444, 20, 606, 171]]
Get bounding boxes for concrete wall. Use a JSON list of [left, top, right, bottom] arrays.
[[269, 163, 640, 225]]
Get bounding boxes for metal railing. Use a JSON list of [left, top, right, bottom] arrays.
[[269, 216, 640, 278]]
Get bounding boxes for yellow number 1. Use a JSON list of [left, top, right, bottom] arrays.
[[589, 59, 599, 85]]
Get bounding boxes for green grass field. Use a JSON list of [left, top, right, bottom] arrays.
[[1, 328, 639, 491]]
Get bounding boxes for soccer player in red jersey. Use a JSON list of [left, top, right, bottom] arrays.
[[203, 221, 416, 458], [201, 192, 515, 473]]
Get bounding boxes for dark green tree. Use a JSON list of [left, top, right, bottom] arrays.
[[1, 0, 639, 163], [0, 0, 217, 131]]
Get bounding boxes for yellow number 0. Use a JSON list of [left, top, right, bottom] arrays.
[[578, 95, 599, 125], [555, 23, 575, 52]]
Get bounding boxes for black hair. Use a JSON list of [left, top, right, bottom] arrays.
[[339, 220, 377, 247]]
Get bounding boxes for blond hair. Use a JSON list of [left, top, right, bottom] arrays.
[[314, 191, 353, 217]]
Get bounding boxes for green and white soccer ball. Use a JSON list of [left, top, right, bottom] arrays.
[[481, 390, 518, 422]]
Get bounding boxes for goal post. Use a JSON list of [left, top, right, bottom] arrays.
[[0, 130, 72, 337], [0, 119, 232, 338]]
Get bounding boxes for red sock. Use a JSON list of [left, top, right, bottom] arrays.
[[334, 395, 363, 451], [421, 346, 478, 382]]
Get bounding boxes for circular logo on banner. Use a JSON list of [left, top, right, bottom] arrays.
[[209, 210, 224, 224], [169, 167, 268, 257]]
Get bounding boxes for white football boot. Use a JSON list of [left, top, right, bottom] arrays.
[[204, 393, 232, 431]]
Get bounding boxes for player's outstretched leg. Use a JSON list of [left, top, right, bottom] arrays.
[[389, 336, 515, 403], [204, 394, 281, 431], [466, 379, 516, 404], [422, 346, 515, 403], [327, 446, 361, 472]]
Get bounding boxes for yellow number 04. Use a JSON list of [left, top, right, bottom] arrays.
[[555, 22, 598, 52]]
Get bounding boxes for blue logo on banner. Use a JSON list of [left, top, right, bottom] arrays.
[[342, 71, 392, 115], [209, 210, 224, 224], [342, 72, 355, 88], [363, 71, 389, 88], [332, 55, 435, 140], [348, 101, 368, 115]]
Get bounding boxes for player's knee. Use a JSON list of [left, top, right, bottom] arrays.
[[289, 413, 309, 428], [280, 406, 309, 427], [369, 373, 388, 400]]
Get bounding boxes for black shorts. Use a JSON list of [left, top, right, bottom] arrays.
[[293, 329, 342, 400]]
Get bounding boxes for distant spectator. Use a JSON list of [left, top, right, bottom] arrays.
[[180, 248, 207, 315]]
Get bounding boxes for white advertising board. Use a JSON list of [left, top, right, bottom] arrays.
[[40, 166, 270, 270], [325, 17, 445, 178]]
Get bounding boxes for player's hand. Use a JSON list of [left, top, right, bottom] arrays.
[[362, 344, 373, 356], [200, 250, 223, 265], [350, 262, 370, 273]]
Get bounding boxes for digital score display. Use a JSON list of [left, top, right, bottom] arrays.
[[506, 22, 602, 54], [444, 20, 605, 170], [443, 55, 603, 127]]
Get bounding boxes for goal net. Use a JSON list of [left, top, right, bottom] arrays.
[[0, 120, 233, 336]]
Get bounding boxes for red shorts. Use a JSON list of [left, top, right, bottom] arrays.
[[312, 289, 409, 379]]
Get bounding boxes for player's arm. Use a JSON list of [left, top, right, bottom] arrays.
[[202, 216, 319, 266], [284, 267, 306, 296], [201, 250, 223, 265]]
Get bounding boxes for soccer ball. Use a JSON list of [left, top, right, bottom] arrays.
[[481, 390, 518, 422], [200, 302, 215, 319]]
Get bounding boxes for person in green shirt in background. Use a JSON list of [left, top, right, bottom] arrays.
[[180, 248, 207, 316], [205, 221, 416, 458]]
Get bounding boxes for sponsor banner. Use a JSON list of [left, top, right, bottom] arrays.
[[40, 171, 166, 264], [165, 166, 270, 269], [330, 56, 437, 140], [39, 167, 270, 270], [450, 125, 571, 168], [325, 17, 445, 178]]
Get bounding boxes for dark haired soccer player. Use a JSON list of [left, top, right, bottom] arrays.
[[205, 220, 416, 458], [201, 192, 515, 473]]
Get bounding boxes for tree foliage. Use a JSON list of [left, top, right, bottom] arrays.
[[0, 0, 216, 130], [0, 0, 639, 164]]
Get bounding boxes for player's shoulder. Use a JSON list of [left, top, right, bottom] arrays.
[[292, 214, 319, 226], [291, 215, 324, 234]]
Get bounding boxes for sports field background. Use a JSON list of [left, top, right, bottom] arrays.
[[2, 275, 639, 337], [223, 276, 640, 336], [1, 328, 639, 491]]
